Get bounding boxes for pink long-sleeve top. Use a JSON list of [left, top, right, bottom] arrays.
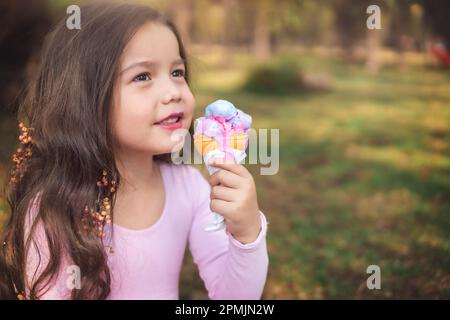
[[25, 163, 269, 299]]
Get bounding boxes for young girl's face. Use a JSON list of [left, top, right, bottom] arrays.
[[111, 22, 195, 157]]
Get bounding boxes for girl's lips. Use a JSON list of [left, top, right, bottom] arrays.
[[155, 118, 183, 130], [155, 112, 184, 124]]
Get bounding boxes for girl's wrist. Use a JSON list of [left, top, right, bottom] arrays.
[[231, 216, 262, 244]]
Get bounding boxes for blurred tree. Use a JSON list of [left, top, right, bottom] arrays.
[[247, 0, 335, 60], [333, 0, 387, 73], [333, 0, 370, 58], [384, 0, 424, 69], [365, 28, 382, 73], [0, 0, 53, 115], [273, 0, 334, 47], [185, 0, 337, 57], [420, 0, 450, 47], [191, 0, 225, 44], [168, 0, 194, 48], [222, 0, 237, 46], [251, 0, 271, 61]]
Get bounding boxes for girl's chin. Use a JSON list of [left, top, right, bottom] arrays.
[[153, 139, 185, 155], [157, 126, 188, 141], [150, 125, 189, 154]]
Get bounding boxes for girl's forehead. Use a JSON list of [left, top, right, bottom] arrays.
[[121, 22, 181, 67]]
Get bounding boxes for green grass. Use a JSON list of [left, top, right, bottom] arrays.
[[181, 49, 450, 299], [1, 49, 449, 299]]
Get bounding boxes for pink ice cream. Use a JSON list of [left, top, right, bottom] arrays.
[[194, 100, 252, 161]]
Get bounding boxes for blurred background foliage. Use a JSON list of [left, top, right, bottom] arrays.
[[0, 0, 449, 299]]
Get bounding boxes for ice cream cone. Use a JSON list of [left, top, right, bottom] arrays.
[[194, 134, 219, 155], [228, 133, 247, 150], [193, 100, 252, 233]]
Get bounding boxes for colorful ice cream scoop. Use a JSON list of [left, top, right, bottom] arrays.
[[193, 99, 252, 231], [194, 100, 252, 159]]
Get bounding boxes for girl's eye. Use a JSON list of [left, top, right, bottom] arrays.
[[172, 69, 185, 78], [133, 73, 151, 82]]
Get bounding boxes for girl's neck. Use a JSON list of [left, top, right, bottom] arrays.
[[112, 150, 166, 231], [115, 149, 159, 193]]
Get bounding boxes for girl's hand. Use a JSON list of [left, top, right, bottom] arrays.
[[208, 158, 261, 244]]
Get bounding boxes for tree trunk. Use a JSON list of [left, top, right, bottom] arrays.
[[253, 0, 271, 61], [171, 0, 193, 48], [366, 29, 382, 73]]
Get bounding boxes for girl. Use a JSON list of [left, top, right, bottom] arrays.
[[0, 3, 268, 300]]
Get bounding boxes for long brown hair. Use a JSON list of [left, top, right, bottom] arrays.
[[0, 2, 189, 299]]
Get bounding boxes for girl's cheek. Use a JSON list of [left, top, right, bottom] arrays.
[[125, 88, 154, 117], [184, 88, 196, 113]]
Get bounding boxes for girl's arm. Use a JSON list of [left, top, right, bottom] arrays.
[[188, 167, 269, 299]]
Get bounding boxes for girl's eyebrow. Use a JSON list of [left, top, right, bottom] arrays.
[[120, 58, 185, 74]]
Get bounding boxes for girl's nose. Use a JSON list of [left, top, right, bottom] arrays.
[[161, 78, 182, 105]]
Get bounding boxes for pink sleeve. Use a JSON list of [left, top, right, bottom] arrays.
[[187, 167, 269, 300], [24, 194, 71, 299]]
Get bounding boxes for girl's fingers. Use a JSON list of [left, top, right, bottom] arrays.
[[210, 199, 233, 216], [210, 185, 237, 202], [208, 160, 250, 178], [208, 170, 241, 188]]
